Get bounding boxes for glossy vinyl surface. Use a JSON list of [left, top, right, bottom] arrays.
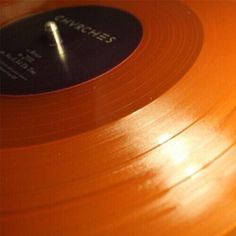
[[0, 0, 203, 147], [0, 1, 236, 236]]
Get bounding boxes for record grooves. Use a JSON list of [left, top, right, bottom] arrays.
[[0, 1, 236, 236], [1, 1, 203, 148]]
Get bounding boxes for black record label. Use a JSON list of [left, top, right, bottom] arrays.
[[0, 6, 143, 95]]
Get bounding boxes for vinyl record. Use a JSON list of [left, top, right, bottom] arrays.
[[0, 1, 236, 236]]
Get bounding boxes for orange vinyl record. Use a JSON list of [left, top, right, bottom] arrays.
[[0, 0, 236, 236]]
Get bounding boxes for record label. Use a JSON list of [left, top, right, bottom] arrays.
[[0, 6, 143, 95]]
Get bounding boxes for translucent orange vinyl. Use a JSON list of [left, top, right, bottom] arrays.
[[0, 1, 236, 236]]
